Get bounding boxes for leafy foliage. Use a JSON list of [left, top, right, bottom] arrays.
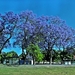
[[6, 51, 18, 58], [27, 44, 44, 62]]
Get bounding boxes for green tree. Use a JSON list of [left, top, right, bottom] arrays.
[[6, 51, 18, 58], [27, 43, 43, 65], [0, 52, 7, 63]]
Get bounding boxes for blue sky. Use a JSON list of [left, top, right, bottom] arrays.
[[1, 0, 75, 54], [0, 0, 75, 28]]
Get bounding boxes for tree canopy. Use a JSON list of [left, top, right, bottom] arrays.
[[0, 10, 75, 64]]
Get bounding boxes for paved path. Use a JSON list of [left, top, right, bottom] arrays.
[[0, 64, 75, 68]]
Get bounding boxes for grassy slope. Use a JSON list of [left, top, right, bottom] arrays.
[[0, 65, 75, 75]]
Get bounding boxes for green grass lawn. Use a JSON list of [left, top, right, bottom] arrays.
[[0, 65, 75, 75]]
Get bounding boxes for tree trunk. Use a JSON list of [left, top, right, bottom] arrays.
[[48, 42, 53, 65], [33, 57, 35, 65], [22, 48, 24, 54], [0, 50, 1, 54], [49, 50, 52, 65]]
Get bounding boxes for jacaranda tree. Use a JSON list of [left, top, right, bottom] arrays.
[[0, 10, 75, 65], [37, 16, 75, 64], [13, 10, 37, 55], [13, 10, 46, 54], [0, 12, 19, 53]]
